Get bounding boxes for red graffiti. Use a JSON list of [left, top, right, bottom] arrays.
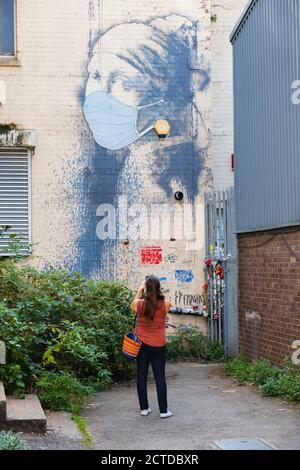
[[140, 246, 163, 265]]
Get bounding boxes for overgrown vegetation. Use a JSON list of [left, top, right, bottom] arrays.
[[0, 259, 136, 410], [0, 431, 28, 451], [167, 326, 224, 362], [72, 414, 94, 449], [225, 355, 300, 402]]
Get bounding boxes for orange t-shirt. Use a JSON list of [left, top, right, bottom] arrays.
[[131, 299, 171, 347]]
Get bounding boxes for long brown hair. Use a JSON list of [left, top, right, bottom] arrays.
[[143, 275, 165, 321]]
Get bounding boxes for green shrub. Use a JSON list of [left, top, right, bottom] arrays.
[[36, 370, 92, 412], [225, 355, 300, 402], [276, 362, 300, 401], [0, 431, 28, 450], [0, 261, 136, 404], [72, 414, 94, 449], [166, 326, 224, 362], [248, 359, 281, 386], [261, 377, 282, 396], [224, 354, 252, 381]]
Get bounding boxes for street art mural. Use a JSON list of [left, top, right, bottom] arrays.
[[75, 2, 211, 329]]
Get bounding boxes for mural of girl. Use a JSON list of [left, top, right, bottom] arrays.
[[77, 13, 211, 284]]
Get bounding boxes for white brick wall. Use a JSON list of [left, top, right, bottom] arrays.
[[0, 0, 90, 267], [211, 0, 249, 191]]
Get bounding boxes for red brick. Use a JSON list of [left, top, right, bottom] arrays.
[[237, 226, 300, 366]]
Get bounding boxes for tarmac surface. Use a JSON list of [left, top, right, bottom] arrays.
[[24, 362, 300, 450]]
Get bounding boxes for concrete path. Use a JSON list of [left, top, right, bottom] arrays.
[[24, 411, 87, 450], [83, 362, 300, 450]]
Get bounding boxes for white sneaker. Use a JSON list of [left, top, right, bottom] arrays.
[[141, 408, 152, 416], [160, 409, 173, 419]]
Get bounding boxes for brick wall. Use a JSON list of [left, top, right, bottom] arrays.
[[238, 227, 300, 365], [211, 0, 247, 191]]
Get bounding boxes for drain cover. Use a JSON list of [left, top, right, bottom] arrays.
[[213, 439, 274, 450]]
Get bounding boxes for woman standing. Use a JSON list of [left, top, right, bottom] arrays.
[[131, 275, 173, 418]]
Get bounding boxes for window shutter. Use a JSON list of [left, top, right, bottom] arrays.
[[0, 150, 31, 255]]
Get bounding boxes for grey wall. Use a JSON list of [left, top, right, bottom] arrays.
[[231, 0, 300, 233]]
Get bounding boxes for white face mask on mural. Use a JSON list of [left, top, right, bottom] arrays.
[[83, 91, 164, 151]]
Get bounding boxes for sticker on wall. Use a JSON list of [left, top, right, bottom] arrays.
[[175, 270, 194, 283], [140, 246, 163, 265], [164, 253, 178, 264]]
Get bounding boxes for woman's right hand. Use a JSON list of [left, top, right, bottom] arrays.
[[135, 281, 146, 299], [139, 281, 146, 291]]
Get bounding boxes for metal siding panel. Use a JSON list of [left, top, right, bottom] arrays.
[[232, 0, 300, 232]]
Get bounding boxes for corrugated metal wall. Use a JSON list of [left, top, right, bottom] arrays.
[[231, 0, 300, 233]]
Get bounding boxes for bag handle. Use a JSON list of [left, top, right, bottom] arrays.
[[134, 300, 141, 336]]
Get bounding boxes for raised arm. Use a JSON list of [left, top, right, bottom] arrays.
[[135, 281, 146, 300], [131, 281, 146, 312]]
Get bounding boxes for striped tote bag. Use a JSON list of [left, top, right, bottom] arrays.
[[122, 300, 142, 361]]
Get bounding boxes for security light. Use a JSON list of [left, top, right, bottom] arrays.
[[174, 191, 184, 201]]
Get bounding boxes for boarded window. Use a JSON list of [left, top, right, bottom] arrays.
[[0, 0, 15, 56], [0, 151, 31, 256]]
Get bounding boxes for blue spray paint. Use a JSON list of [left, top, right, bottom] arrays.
[[175, 270, 194, 283], [73, 13, 211, 279]]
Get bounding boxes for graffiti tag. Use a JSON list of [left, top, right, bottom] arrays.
[[175, 291, 203, 307]]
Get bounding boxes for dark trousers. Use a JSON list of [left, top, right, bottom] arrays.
[[136, 343, 168, 414]]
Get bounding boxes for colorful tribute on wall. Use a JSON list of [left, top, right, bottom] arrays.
[[140, 246, 163, 265]]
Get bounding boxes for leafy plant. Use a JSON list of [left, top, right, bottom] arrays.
[[225, 355, 300, 402], [224, 354, 252, 381], [0, 431, 28, 450], [72, 414, 94, 449], [0, 261, 136, 409], [275, 361, 300, 401], [0, 225, 31, 260], [261, 377, 282, 396], [36, 370, 90, 412], [166, 326, 224, 362], [248, 359, 281, 386]]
